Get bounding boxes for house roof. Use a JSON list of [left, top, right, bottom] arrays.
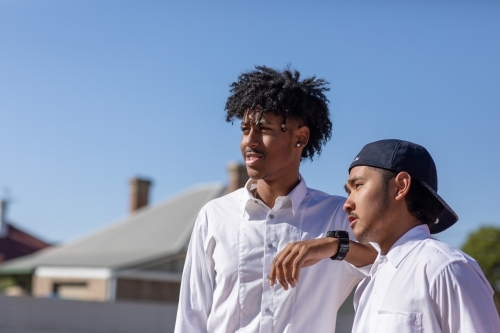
[[0, 183, 225, 273], [0, 224, 51, 263]]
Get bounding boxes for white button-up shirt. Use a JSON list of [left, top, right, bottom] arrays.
[[352, 224, 500, 333], [175, 177, 365, 333]]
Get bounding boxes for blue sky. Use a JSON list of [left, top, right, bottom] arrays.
[[1, 1, 499, 248]]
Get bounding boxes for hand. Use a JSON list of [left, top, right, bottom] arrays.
[[269, 237, 339, 290]]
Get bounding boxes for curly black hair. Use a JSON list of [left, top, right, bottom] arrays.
[[225, 65, 332, 160]]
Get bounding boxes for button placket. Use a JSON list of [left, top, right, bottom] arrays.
[[262, 214, 276, 325]]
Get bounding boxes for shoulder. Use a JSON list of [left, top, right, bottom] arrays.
[[306, 187, 346, 207], [197, 188, 243, 219], [417, 239, 468, 270], [191, 189, 244, 238], [301, 188, 351, 233], [417, 239, 487, 286], [305, 188, 347, 218], [422, 239, 468, 262]]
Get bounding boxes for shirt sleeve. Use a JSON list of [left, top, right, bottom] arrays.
[[430, 260, 500, 333], [174, 207, 216, 333]]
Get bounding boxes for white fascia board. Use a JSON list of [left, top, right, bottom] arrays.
[[35, 267, 113, 279]]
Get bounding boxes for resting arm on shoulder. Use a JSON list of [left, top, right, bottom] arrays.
[[174, 209, 215, 333], [269, 237, 377, 290]]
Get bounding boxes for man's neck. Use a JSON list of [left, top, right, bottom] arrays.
[[254, 173, 301, 208], [378, 215, 422, 255]]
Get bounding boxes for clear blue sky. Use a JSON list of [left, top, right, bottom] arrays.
[[1, 1, 499, 249]]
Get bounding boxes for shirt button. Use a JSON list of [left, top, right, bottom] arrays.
[[254, 200, 258, 204], [268, 243, 273, 248], [265, 308, 270, 313], [269, 214, 274, 219]]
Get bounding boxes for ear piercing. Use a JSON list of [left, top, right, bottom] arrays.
[[296, 143, 301, 147], [281, 112, 288, 132]]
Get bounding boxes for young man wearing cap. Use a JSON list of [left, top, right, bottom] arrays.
[[174, 66, 376, 333], [271, 139, 500, 332]]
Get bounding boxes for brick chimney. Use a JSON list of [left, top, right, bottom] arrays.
[[129, 178, 152, 214], [226, 162, 249, 193]]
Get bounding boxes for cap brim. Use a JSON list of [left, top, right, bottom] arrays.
[[420, 182, 459, 234]]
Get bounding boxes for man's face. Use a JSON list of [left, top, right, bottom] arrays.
[[240, 111, 300, 181], [343, 166, 391, 243]]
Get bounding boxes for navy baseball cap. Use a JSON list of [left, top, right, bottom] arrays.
[[349, 139, 458, 234]]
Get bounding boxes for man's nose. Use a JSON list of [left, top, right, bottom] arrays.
[[343, 196, 354, 213], [245, 128, 260, 147]]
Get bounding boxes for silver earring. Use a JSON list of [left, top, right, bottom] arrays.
[[296, 143, 301, 147]]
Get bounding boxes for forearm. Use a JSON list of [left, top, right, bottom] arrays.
[[270, 237, 377, 289], [321, 237, 376, 267], [344, 241, 377, 267]]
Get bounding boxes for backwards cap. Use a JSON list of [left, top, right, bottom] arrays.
[[349, 139, 458, 234]]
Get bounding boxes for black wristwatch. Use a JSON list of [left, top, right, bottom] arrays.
[[326, 230, 350, 261]]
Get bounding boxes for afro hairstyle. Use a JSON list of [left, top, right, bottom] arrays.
[[225, 65, 332, 160]]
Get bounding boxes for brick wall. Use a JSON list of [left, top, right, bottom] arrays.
[[32, 276, 108, 302]]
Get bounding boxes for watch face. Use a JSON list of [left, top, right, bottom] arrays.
[[327, 230, 349, 240], [336, 231, 349, 239], [326, 231, 350, 260]]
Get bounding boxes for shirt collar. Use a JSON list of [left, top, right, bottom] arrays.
[[239, 175, 307, 215], [385, 224, 430, 268], [287, 175, 307, 215]]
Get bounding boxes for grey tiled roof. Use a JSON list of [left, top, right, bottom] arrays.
[[0, 183, 225, 272]]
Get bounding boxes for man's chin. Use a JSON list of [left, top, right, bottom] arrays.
[[353, 228, 368, 243], [246, 167, 264, 179]]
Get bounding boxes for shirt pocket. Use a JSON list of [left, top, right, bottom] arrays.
[[375, 310, 423, 333]]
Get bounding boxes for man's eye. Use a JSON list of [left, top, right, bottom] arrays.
[[355, 183, 363, 189], [241, 127, 249, 133]]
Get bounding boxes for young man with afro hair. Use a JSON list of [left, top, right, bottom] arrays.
[[174, 66, 376, 333]]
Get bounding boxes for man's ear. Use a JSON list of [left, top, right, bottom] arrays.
[[296, 126, 310, 147], [394, 172, 411, 201]]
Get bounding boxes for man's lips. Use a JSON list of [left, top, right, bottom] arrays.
[[348, 215, 358, 226], [245, 152, 263, 166]]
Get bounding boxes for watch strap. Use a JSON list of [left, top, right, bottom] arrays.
[[326, 230, 350, 260]]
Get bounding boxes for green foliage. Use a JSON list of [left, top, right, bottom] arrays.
[[462, 225, 500, 312], [462, 226, 500, 292], [0, 276, 17, 292], [0, 274, 32, 294]]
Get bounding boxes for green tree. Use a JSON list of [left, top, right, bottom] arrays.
[[462, 225, 500, 312]]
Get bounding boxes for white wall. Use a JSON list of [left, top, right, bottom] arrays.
[[0, 295, 177, 333], [0, 291, 356, 333]]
